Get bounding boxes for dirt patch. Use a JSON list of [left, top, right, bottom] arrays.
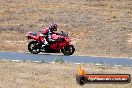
[[0, 0, 132, 57], [0, 31, 27, 52], [127, 33, 132, 44], [0, 60, 132, 88]]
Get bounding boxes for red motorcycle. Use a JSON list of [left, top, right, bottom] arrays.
[[26, 31, 75, 55]]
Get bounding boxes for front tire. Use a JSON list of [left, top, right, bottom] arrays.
[[28, 41, 40, 54], [61, 45, 75, 55]]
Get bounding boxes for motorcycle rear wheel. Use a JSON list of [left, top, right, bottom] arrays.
[[61, 45, 75, 55], [28, 41, 40, 54]]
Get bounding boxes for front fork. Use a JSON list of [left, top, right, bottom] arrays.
[[67, 42, 75, 51]]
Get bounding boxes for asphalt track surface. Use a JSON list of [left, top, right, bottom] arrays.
[[0, 51, 132, 66]]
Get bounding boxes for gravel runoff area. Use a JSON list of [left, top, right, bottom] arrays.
[[0, 59, 132, 88]]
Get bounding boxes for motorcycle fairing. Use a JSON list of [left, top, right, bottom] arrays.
[[50, 42, 69, 51]]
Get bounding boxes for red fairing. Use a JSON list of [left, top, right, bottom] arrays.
[[30, 35, 39, 41], [26, 32, 39, 41], [50, 42, 68, 51], [38, 33, 45, 42], [51, 34, 59, 40], [49, 35, 71, 50]]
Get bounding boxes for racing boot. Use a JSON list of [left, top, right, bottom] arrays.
[[41, 40, 49, 49]]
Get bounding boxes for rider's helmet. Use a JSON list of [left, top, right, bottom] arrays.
[[49, 22, 58, 32]]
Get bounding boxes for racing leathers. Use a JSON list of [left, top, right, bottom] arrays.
[[39, 28, 59, 46]]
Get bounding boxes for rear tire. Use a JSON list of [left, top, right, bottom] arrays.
[[28, 41, 40, 54], [61, 45, 75, 55]]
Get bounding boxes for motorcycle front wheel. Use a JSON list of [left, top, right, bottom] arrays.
[[28, 41, 40, 54], [61, 45, 75, 55]]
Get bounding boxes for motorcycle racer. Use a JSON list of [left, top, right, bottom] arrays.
[[26, 23, 75, 55], [39, 22, 59, 46]]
